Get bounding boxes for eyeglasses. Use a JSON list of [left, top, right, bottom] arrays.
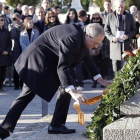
[[49, 16, 55, 19], [92, 17, 100, 20], [89, 36, 100, 47], [0, 19, 4, 21]]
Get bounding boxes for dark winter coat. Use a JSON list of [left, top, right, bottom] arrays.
[[15, 24, 99, 102], [0, 27, 12, 66]]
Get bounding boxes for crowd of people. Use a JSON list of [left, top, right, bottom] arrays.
[[0, 0, 140, 92], [0, 0, 140, 138]]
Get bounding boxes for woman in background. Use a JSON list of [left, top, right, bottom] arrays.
[[65, 8, 78, 24], [44, 11, 60, 31], [9, 13, 23, 90], [20, 17, 39, 52]]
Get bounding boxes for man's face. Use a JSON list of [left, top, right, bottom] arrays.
[[85, 34, 104, 50], [130, 7, 137, 14], [22, 7, 29, 16], [29, 8, 34, 15], [78, 15, 87, 23], [42, 0, 50, 10], [36, 8, 45, 21], [0, 3, 3, 13], [5, 8, 11, 15], [104, 1, 111, 12], [115, 2, 125, 15]]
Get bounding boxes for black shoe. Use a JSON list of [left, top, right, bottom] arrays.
[[48, 124, 76, 134], [92, 80, 97, 88], [0, 126, 10, 139], [101, 85, 105, 88]]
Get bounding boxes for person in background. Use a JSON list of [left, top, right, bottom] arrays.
[[78, 9, 90, 26], [0, 2, 3, 14], [41, 0, 51, 15], [130, 5, 137, 15], [21, 5, 29, 21], [13, 3, 22, 15], [0, 14, 12, 92], [100, 0, 113, 26], [65, 8, 84, 91], [135, 11, 140, 48], [20, 17, 39, 52], [90, 12, 109, 88], [9, 13, 23, 90], [104, 0, 136, 73], [28, 6, 35, 17], [3, 6, 12, 29], [44, 11, 60, 31], [65, 8, 78, 24], [52, 5, 61, 15], [34, 6, 45, 34]]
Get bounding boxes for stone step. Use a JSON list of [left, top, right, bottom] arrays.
[[120, 90, 140, 116], [103, 116, 140, 140]]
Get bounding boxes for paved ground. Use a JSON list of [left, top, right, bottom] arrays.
[[0, 81, 106, 140]]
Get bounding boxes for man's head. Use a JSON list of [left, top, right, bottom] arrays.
[[115, 0, 125, 15], [29, 6, 34, 15], [78, 10, 88, 23], [52, 6, 61, 15], [85, 23, 105, 50], [41, 0, 50, 11], [0, 2, 3, 13], [130, 5, 137, 15], [22, 5, 29, 16], [103, 0, 112, 13], [35, 6, 45, 21], [4, 6, 11, 15], [17, 3, 22, 11]]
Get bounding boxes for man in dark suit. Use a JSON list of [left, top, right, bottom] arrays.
[[0, 23, 109, 139], [104, 0, 136, 73]]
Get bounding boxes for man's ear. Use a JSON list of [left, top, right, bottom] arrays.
[[85, 34, 89, 38]]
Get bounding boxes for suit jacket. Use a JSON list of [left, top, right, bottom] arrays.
[[104, 11, 136, 60], [15, 24, 99, 102], [20, 28, 40, 51]]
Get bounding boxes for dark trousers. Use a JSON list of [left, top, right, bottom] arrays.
[[13, 67, 23, 88], [1, 84, 71, 132], [0, 66, 7, 89]]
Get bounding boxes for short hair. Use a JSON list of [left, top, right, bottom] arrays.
[[104, 0, 111, 3], [29, 6, 34, 9], [12, 13, 22, 20], [35, 6, 44, 12], [86, 23, 105, 38], [42, 0, 50, 3], [78, 10, 87, 17], [53, 5, 60, 10], [115, 0, 125, 4], [17, 3, 22, 7], [21, 5, 28, 11], [4, 6, 10, 10], [130, 5, 137, 11]]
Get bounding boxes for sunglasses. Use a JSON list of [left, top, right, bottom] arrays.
[[49, 16, 55, 19], [0, 19, 4, 21], [92, 17, 100, 20]]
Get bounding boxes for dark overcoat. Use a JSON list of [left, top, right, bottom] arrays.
[[104, 11, 136, 60], [15, 24, 99, 102], [0, 27, 12, 66]]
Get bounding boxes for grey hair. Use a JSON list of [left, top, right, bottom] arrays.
[[85, 23, 105, 38], [130, 5, 137, 11], [115, 0, 125, 5]]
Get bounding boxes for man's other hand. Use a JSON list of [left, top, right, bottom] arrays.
[[97, 77, 111, 87]]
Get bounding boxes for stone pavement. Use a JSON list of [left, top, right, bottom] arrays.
[[0, 81, 106, 140]]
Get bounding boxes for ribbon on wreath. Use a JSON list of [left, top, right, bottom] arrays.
[[73, 89, 107, 126]]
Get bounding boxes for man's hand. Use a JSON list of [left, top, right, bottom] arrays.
[[2, 51, 8, 55], [113, 37, 119, 42], [121, 35, 128, 40], [97, 77, 111, 87], [69, 89, 87, 104]]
